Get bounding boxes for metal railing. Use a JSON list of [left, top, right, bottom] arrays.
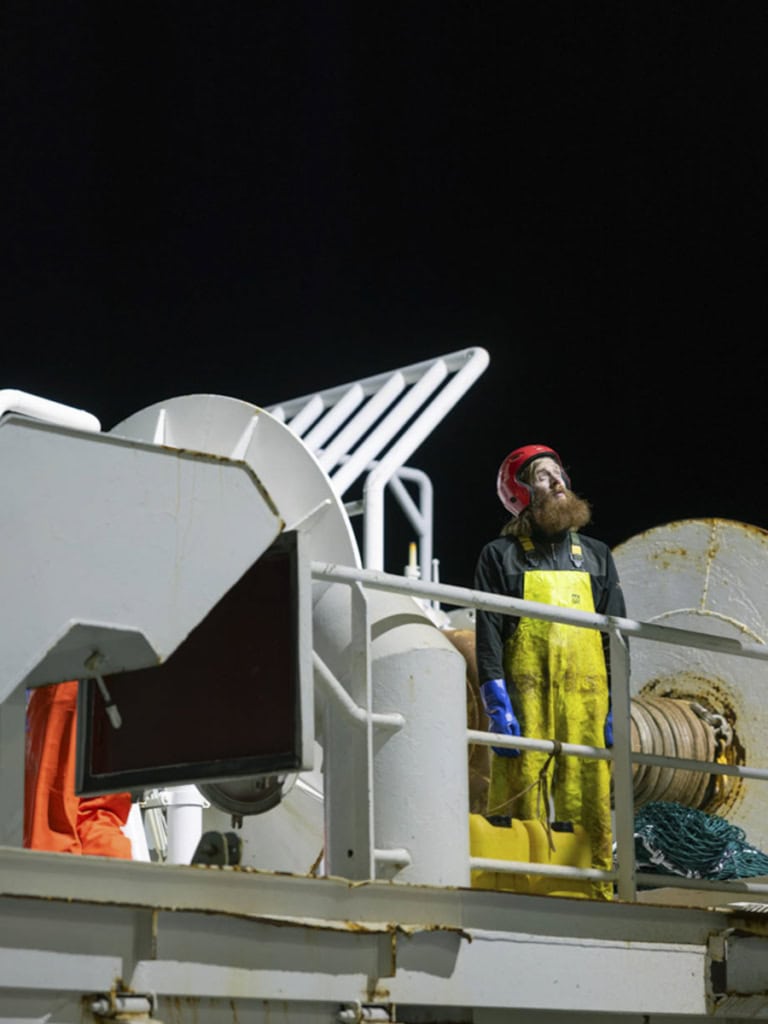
[[312, 560, 768, 903], [268, 346, 489, 576]]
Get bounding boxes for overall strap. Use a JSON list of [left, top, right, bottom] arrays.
[[517, 532, 584, 569], [518, 534, 539, 567]]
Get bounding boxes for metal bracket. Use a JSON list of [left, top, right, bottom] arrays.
[[707, 928, 768, 1014], [91, 990, 161, 1022]]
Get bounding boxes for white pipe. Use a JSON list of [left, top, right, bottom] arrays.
[[91, 995, 154, 1016], [320, 373, 405, 478], [337, 1005, 391, 1023], [388, 466, 434, 583], [466, 729, 612, 760], [313, 651, 404, 729], [311, 561, 768, 662], [286, 394, 325, 436], [303, 383, 365, 449], [0, 389, 101, 433], [471, 857, 617, 882], [387, 473, 425, 534], [374, 847, 412, 867], [467, 729, 768, 783], [165, 785, 208, 865], [332, 363, 447, 499]]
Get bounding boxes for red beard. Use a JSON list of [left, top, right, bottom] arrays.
[[532, 489, 592, 535]]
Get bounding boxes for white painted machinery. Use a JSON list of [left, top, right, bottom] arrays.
[[4, 352, 768, 1023]]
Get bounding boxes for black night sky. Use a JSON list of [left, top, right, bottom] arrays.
[[5, 4, 768, 590]]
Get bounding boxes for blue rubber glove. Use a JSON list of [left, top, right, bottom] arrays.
[[480, 679, 521, 758], [604, 709, 613, 748]]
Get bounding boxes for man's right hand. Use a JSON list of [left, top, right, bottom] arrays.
[[480, 679, 521, 758]]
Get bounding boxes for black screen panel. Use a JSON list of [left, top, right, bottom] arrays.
[[76, 531, 304, 795]]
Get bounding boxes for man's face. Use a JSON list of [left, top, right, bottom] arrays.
[[529, 457, 567, 505], [528, 456, 591, 534]]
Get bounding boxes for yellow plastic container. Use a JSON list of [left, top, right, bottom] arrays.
[[468, 814, 593, 898], [468, 813, 531, 893], [522, 819, 592, 899]]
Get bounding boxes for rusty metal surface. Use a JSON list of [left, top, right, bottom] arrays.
[[8, 843, 768, 1020]]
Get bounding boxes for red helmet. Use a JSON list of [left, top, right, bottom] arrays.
[[496, 444, 569, 516]]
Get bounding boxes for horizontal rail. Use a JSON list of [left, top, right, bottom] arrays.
[[466, 729, 612, 761], [471, 857, 618, 883], [467, 730, 768, 781], [311, 562, 768, 661]]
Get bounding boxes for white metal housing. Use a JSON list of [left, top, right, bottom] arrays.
[[4, 357, 768, 1023]]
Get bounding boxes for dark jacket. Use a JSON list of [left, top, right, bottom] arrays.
[[474, 529, 627, 683]]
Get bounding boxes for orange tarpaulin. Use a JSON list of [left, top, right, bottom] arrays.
[[24, 680, 133, 858]]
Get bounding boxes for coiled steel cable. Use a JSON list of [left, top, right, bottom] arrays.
[[630, 697, 720, 809]]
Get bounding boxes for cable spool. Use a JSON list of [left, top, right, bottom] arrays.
[[614, 519, 768, 849], [630, 697, 716, 808]]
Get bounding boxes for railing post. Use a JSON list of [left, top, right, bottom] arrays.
[[322, 581, 377, 880], [610, 626, 636, 901]]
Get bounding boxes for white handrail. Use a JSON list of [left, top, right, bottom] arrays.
[[311, 562, 768, 662], [312, 560, 768, 902]]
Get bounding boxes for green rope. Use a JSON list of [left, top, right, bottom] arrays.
[[634, 801, 768, 881]]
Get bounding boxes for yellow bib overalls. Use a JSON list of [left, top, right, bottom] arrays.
[[487, 555, 613, 900]]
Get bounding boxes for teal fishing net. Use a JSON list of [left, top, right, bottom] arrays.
[[634, 801, 768, 881]]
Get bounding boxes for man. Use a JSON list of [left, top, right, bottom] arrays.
[[474, 444, 625, 899]]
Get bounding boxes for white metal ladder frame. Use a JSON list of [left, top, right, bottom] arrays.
[[266, 346, 489, 577]]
